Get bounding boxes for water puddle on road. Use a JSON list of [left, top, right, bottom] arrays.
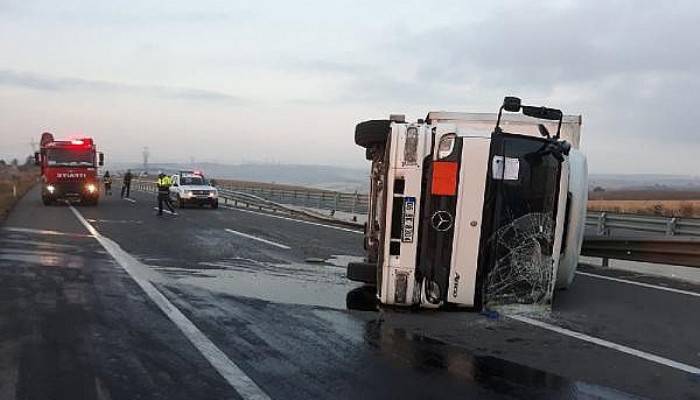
[[364, 319, 646, 400], [153, 255, 363, 309], [0, 249, 86, 269]]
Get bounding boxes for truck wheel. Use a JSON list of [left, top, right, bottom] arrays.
[[346, 286, 378, 311], [355, 120, 391, 148], [177, 195, 185, 208], [42, 196, 52, 206], [211, 200, 218, 209], [347, 261, 377, 284]]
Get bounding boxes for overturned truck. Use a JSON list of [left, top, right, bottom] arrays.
[[347, 97, 588, 310]]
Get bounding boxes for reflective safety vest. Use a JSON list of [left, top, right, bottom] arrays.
[[156, 176, 172, 192]]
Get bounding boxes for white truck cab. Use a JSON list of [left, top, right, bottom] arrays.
[[347, 97, 588, 311], [169, 170, 219, 208]]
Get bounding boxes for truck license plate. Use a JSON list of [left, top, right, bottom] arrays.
[[402, 197, 416, 243]]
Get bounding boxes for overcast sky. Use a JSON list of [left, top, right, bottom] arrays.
[[1, 0, 698, 174]]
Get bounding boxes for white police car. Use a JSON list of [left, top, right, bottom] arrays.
[[169, 171, 219, 208]]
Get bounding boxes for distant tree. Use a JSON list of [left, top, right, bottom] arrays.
[[24, 155, 34, 166], [0, 159, 5, 166], [11, 158, 18, 167], [592, 186, 606, 192]]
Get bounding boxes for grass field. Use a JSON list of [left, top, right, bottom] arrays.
[[588, 189, 700, 218], [0, 166, 38, 222]]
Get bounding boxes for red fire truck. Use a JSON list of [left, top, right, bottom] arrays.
[[34, 132, 104, 205]]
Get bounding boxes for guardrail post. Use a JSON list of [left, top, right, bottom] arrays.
[[333, 193, 339, 213], [597, 212, 609, 236], [602, 257, 609, 268], [666, 217, 678, 236], [351, 192, 358, 214]]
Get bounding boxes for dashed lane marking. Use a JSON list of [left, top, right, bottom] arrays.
[[224, 206, 363, 234], [123, 197, 136, 203], [508, 314, 700, 376], [152, 207, 178, 215], [69, 206, 271, 400], [576, 271, 700, 298], [224, 228, 291, 250]]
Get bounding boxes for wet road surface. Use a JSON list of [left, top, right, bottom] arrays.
[[0, 186, 698, 399]]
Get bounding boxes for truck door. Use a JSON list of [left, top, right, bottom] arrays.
[[476, 133, 568, 309]]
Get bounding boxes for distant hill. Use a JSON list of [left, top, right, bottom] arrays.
[[107, 162, 369, 192], [589, 174, 700, 191]]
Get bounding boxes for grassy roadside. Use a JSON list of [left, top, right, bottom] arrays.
[[587, 200, 699, 218], [0, 166, 39, 223]]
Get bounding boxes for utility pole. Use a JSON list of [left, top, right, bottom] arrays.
[[142, 146, 150, 175]]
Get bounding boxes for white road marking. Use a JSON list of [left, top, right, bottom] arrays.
[[2, 226, 92, 238], [123, 197, 136, 203], [152, 207, 178, 215], [224, 228, 291, 250], [224, 206, 363, 234], [507, 314, 700, 375], [68, 206, 271, 400], [576, 271, 700, 298]]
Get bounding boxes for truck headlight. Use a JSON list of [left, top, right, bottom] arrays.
[[184, 191, 193, 198], [86, 184, 97, 193], [209, 190, 217, 198], [46, 185, 55, 194], [437, 134, 456, 159]]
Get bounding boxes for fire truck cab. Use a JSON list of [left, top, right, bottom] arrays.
[[347, 97, 588, 310], [35, 132, 104, 206]]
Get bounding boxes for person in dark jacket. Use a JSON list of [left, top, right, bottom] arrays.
[[103, 171, 112, 195], [156, 172, 176, 216], [121, 169, 133, 198]]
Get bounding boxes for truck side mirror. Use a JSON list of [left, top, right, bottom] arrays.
[[210, 179, 217, 187], [34, 152, 41, 166], [503, 96, 521, 112], [98, 152, 104, 166]]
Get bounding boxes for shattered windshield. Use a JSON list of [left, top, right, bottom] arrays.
[[46, 148, 94, 167]]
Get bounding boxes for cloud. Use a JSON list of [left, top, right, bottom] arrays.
[[0, 69, 247, 104]]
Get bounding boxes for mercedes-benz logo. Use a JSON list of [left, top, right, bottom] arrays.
[[431, 211, 454, 232]]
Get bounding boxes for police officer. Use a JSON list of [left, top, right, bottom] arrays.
[[121, 169, 133, 198], [156, 171, 177, 216]]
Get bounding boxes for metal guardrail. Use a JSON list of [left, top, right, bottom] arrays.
[[581, 237, 700, 268], [215, 181, 369, 214], [131, 180, 363, 229], [585, 211, 700, 237]]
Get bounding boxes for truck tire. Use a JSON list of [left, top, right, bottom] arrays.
[[211, 200, 218, 209], [42, 196, 52, 206], [347, 261, 377, 284], [346, 286, 378, 311], [177, 195, 185, 208], [355, 120, 391, 148]]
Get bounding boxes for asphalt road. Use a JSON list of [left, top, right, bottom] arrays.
[[0, 186, 698, 400]]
